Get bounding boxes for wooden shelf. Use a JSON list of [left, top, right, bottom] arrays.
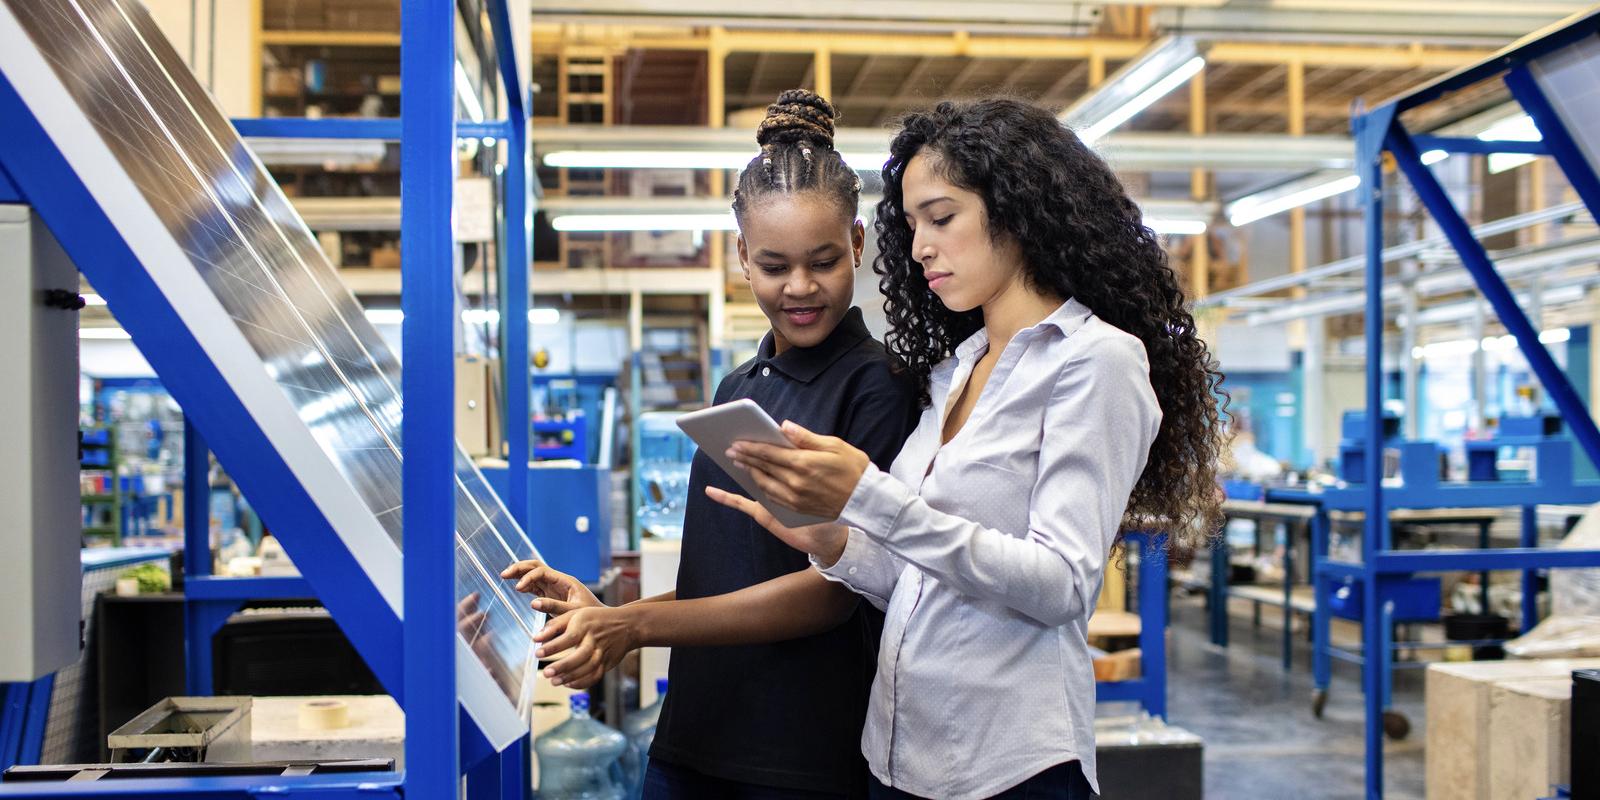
[[261, 30, 401, 47]]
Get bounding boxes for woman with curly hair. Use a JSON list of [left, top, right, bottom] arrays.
[[708, 97, 1227, 800], [506, 89, 921, 799]]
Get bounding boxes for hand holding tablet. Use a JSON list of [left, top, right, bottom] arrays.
[[675, 399, 834, 529]]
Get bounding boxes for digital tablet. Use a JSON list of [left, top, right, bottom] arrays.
[[676, 399, 833, 529]]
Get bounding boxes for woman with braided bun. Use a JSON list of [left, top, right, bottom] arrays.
[[504, 90, 919, 799], [709, 98, 1229, 799]]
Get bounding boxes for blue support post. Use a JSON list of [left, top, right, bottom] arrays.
[[504, 112, 531, 530], [504, 733, 530, 800], [1361, 577, 1384, 800], [0, 160, 19, 202], [1311, 509, 1332, 693], [181, 416, 212, 695], [1209, 535, 1228, 647], [1282, 520, 1294, 671], [400, 0, 459, 795], [18, 675, 52, 765], [1522, 505, 1540, 634], [0, 683, 26, 771], [1138, 534, 1169, 720], [485, 1, 534, 531], [1357, 104, 1393, 800], [467, 745, 501, 800]]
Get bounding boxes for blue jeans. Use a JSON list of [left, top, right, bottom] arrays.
[[867, 761, 1094, 800], [642, 759, 848, 800]]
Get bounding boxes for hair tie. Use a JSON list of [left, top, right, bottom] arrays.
[[800, 146, 812, 160], [762, 156, 772, 168]]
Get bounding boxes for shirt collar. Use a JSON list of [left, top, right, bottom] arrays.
[[749, 306, 872, 383], [951, 297, 1093, 363]]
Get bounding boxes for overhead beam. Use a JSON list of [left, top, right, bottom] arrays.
[[533, 26, 1494, 68], [528, 125, 1357, 171]]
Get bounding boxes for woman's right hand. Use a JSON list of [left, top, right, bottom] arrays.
[[500, 559, 603, 614], [705, 486, 851, 567]]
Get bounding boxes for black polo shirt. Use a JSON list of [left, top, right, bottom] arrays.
[[649, 306, 921, 796]]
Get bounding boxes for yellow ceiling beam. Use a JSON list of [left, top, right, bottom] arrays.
[[533, 24, 1495, 70], [1207, 42, 1493, 68]]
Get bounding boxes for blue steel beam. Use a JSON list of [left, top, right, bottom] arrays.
[[184, 576, 314, 600], [1407, 135, 1547, 156], [1387, 123, 1600, 476], [400, 0, 459, 796], [487, 0, 532, 530], [504, 114, 531, 528], [0, 773, 401, 798], [1374, 9, 1600, 116], [0, 159, 18, 201], [1373, 548, 1600, 573], [1355, 101, 1395, 800], [486, 0, 526, 120], [229, 117, 509, 141], [1503, 66, 1600, 246]]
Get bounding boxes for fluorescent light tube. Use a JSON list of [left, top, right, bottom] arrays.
[[551, 214, 738, 232], [542, 150, 889, 171], [80, 328, 131, 339], [1227, 172, 1361, 227], [455, 59, 485, 123], [1079, 56, 1206, 146]]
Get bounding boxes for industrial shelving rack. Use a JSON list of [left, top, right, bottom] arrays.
[[0, 0, 536, 796], [1337, 10, 1600, 797]]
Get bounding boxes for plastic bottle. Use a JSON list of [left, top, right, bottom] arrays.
[[620, 679, 667, 799], [534, 693, 628, 800]]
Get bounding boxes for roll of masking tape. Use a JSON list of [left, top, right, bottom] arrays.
[[298, 699, 350, 730]]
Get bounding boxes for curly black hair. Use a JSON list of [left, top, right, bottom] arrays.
[[873, 98, 1227, 558]]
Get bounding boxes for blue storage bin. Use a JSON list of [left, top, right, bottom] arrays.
[[1328, 576, 1441, 623], [1221, 479, 1264, 502]]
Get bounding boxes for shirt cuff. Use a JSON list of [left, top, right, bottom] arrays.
[[837, 462, 912, 542], [813, 527, 877, 583]]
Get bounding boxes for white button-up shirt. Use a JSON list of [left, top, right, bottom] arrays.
[[818, 298, 1161, 798]]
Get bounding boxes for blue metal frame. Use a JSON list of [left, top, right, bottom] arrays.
[[1335, 13, 1600, 796], [0, 160, 18, 202], [400, 0, 460, 795], [0, 0, 534, 795], [1093, 532, 1169, 719], [0, 674, 56, 775]]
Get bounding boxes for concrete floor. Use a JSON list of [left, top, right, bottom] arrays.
[[1164, 596, 1427, 800]]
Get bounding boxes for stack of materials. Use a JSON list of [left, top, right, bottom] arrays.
[[1425, 657, 1600, 799]]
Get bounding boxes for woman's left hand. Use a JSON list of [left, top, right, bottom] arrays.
[[728, 421, 872, 520]]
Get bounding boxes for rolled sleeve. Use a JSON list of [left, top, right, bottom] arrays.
[[838, 462, 913, 535], [829, 338, 1160, 627], [814, 526, 903, 611]]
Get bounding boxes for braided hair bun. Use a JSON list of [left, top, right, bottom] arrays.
[[733, 89, 858, 225], [756, 89, 838, 150]]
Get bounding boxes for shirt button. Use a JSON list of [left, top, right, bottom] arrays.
[[848, 567, 858, 575], [761, 366, 771, 377]]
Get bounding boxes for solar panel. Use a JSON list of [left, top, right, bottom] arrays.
[[1531, 33, 1600, 179], [0, 0, 541, 744]]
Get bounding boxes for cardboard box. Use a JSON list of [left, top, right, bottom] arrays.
[[368, 244, 399, 270], [1094, 647, 1142, 682]]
